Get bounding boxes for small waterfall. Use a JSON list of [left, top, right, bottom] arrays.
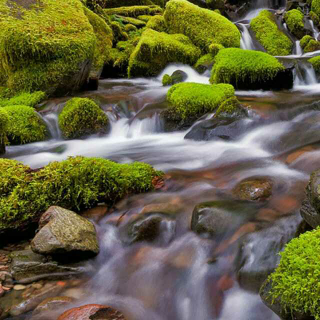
[[309, 19, 320, 40], [41, 113, 61, 139], [295, 40, 303, 56], [240, 24, 255, 50], [294, 61, 318, 87]]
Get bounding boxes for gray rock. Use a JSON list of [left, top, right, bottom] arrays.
[[31, 206, 99, 257]]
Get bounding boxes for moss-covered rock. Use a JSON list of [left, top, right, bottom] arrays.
[[103, 5, 162, 17], [0, 91, 46, 108], [162, 70, 187, 86], [194, 53, 215, 73], [4, 105, 48, 145], [0, 108, 8, 154], [250, 10, 293, 56], [128, 28, 201, 77], [310, 10, 320, 27], [263, 227, 320, 320], [312, 0, 320, 17], [58, 98, 109, 139], [164, 0, 240, 52], [124, 23, 138, 32], [0, 156, 163, 234], [284, 9, 307, 39], [146, 15, 166, 32], [91, 0, 155, 8], [0, 0, 107, 96], [215, 96, 247, 119], [309, 56, 320, 73], [300, 35, 320, 52], [162, 82, 235, 126], [210, 48, 293, 90]]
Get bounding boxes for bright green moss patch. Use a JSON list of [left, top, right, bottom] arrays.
[[0, 91, 46, 108], [164, 0, 240, 52], [59, 98, 109, 139], [4, 105, 48, 145], [137, 15, 153, 21], [146, 15, 166, 32], [0, 156, 163, 233], [312, 0, 320, 17], [210, 48, 285, 85], [268, 227, 320, 320], [250, 10, 293, 56], [310, 10, 320, 27], [284, 9, 305, 39], [162, 74, 172, 86], [104, 5, 162, 17], [300, 35, 313, 49], [215, 96, 246, 119], [194, 53, 215, 73], [165, 82, 235, 121], [309, 56, 320, 73], [0, 108, 8, 154]]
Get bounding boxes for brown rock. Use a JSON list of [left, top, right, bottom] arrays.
[[233, 178, 273, 201]]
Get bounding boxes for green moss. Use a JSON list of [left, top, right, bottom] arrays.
[[215, 96, 245, 119], [124, 23, 138, 32], [58, 98, 109, 139], [0, 108, 8, 154], [309, 56, 320, 73], [0, 156, 163, 233], [162, 74, 172, 86], [300, 35, 313, 49], [310, 11, 320, 27], [146, 15, 166, 32], [250, 10, 293, 56], [194, 53, 215, 73], [210, 48, 285, 85], [121, 16, 146, 27], [137, 15, 153, 22], [165, 82, 235, 121], [95, 0, 155, 7], [111, 21, 129, 43], [312, 0, 320, 17], [0, 0, 97, 95], [284, 9, 305, 39], [208, 43, 224, 55], [268, 227, 320, 320], [0, 91, 46, 108], [304, 39, 320, 52], [3, 105, 48, 145], [128, 28, 201, 77], [104, 5, 162, 17], [164, 0, 240, 53]]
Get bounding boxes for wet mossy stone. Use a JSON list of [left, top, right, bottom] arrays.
[[215, 96, 248, 119], [0, 91, 46, 108], [146, 15, 166, 32], [310, 10, 320, 27], [0, 0, 107, 96], [0, 108, 8, 154], [103, 5, 162, 17], [3, 105, 48, 145], [162, 70, 187, 86], [250, 10, 293, 56], [164, 0, 241, 53], [312, 0, 320, 17], [194, 53, 215, 74], [91, 0, 155, 8], [210, 48, 293, 90], [309, 56, 320, 73], [300, 35, 320, 52], [59, 98, 109, 139], [262, 227, 320, 320], [284, 9, 308, 39], [128, 28, 201, 77], [0, 156, 163, 235]]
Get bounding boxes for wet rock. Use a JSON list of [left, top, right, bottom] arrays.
[[32, 296, 74, 316], [58, 304, 126, 320], [10, 250, 91, 284], [238, 213, 303, 292], [191, 200, 259, 238], [232, 178, 273, 201], [162, 70, 188, 86], [31, 206, 99, 258]]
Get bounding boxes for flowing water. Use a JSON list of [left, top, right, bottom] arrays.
[[4, 1, 320, 320]]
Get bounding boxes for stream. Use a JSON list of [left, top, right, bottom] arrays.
[[3, 1, 320, 319]]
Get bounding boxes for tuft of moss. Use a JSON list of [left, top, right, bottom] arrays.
[[194, 53, 215, 73], [164, 0, 240, 53], [309, 56, 320, 73], [215, 96, 246, 119], [300, 35, 314, 49], [113, 15, 147, 27], [302, 37, 320, 53], [162, 74, 172, 86], [124, 23, 138, 32], [110, 21, 129, 43], [137, 14, 153, 22], [210, 48, 285, 86], [165, 82, 235, 121], [267, 227, 320, 320], [4, 105, 48, 145], [312, 0, 320, 17], [146, 15, 167, 32], [128, 28, 201, 77], [0, 156, 163, 233], [58, 98, 109, 139], [103, 5, 162, 17], [0, 108, 8, 154], [284, 9, 305, 39], [0, 91, 46, 108], [310, 10, 320, 27], [250, 10, 293, 56]]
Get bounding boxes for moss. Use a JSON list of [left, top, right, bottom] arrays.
[[111, 21, 129, 43], [250, 10, 293, 56], [194, 53, 215, 73], [215, 96, 245, 119], [95, 0, 155, 7], [0, 91, 46, 108], [208, 43, 224, 55], [124, 23, 138, 32], [0, 108, 8, 154], [164, 0, 240, 53], [309, 56, 320, 73], [162, 74, 172, 86], [206, 0, 224, 10], [310, 11, 320, 27], [3, 105, 48, 145], [0, 156, 163, 233], [128, 28, 201, 77], [137, 14, 153, 22], [210, 48, 285, 85], [267, 227, 320, 320], [58, 98, 109, 139], [146, 15, 166, 32], [312, 0, 320, 17], [284, 9, 305, 39], [165, 82, 235, 121], [0, 0, 97, 95], [104, 5, 162, 17], [300, 35, 314, 49], [304, 39, 320, 52]]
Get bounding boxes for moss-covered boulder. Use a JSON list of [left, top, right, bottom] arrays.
[[4, 105, 48, 145], [164, 0, 240, 52], [250, 10, 293, 56], [0, 0, 112, 96], [128, 28, 201, 77], [146, 15, 166, 32], [312, 0, 320, 17], [309, 56, 320, 74], [300, 35, 320, 53], [210, 48, 293, 90], [162, 70, 187, 86], [0, 108, 8, 154], [194, 53, 215, 73], [284, 9, 308, 39], [0, 156, 163, 235], [59, 98, 109, 139], [261, 227, 320, 320], [103, 5, 162, 17], [0, 91, 46, 108]]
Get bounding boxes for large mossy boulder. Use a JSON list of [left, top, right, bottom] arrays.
[[210, 48, 294, 90], [31, 206, 99, 257], [261, 227, 320, 320], [58, 98, 109, 139], [103, 5, 162, 17], [312, 0, 320, 17], [300, 35, 320, 53], [0, 0, 112, 96], [0, 108, 8, 154], [128, 28, 201, 77], [161, 82, 236, 130], [0, 157, 163, 235], [250, 10, 293, 56], [284, 9, 308, 40], [164, 0, 241, 52]]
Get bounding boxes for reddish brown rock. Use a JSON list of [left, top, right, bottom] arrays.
[[58, 304, 126, 320], [232, 178, 273, 201]]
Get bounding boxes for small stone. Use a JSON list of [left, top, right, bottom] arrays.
[[13, 285, 26, 291]]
